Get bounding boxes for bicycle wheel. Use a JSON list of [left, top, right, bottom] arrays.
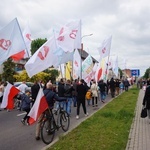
[[60, 111, 70, 132], [41, 117, 55, 144]]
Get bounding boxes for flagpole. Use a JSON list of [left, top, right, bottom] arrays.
[[16, 18, 30, 58], [59, 64, 63, 79]]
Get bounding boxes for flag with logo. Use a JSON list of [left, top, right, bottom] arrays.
[[28, 88, 48, 125], [82, 55, 93, 85], [56, 20, 81, 53], [1, 82, 20, 109], [0, 18, 27, 64], [98, 35, 112, 59], [25, 35, 59, 77], [73, 49, 81, 79], [11, 22, 32, 61]]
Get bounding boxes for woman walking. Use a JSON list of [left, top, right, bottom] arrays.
[[90, 81, 99, 107]]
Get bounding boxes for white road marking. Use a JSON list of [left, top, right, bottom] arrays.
[[17, 112, 26, 116]]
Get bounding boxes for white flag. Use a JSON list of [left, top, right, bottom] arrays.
[[107, 56, 113, 69], [73, 49, 81, 80], [57, 63, 65, 78], [25, 35, 59, 77], [112, 56, 118, 77], [98, 35, 112, 59], [23, 23, 32, 57], [56, 20, 81, 52], [91, 63, 98, 81], [0, 18, 27, 64]]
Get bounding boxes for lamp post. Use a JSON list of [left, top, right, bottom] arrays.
[[80, 33, 93, 79]]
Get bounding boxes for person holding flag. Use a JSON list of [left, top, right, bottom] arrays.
[[27, 82, 67, 140]]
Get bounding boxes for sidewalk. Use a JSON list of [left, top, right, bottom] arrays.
[[126, 89, 150, 150]]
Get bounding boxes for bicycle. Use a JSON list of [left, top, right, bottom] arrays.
[[41, 102, 70, 144]]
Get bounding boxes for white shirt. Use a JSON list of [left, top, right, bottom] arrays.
[[17, 83, 28, 93]]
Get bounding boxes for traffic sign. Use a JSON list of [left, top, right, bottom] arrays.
[[131, 69, 140, 77]]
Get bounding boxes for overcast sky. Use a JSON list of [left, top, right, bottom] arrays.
[[0, 0, 150, 76]]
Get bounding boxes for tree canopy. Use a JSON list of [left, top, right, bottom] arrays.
[[31, 38, 47, 55]]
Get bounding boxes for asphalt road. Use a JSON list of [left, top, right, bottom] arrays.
[[0, 94, 112, 150]]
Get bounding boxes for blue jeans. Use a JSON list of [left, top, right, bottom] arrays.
[[65, 97, 72, 115], [100, 91, 106, 101], [87, 99, 91, 105], [55, 101, 65, 110], [72, 96, 77, 107]]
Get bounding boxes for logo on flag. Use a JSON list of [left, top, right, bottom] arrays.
[[38, 46, 49, 60], [0, 39, 11, 50]]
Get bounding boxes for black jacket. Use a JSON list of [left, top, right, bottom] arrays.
[[57, 82, 65, 97], [76, 83, 87, 100], [143, 85, 150, 109], [31, 83, 40, 100]]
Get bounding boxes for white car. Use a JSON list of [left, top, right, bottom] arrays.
[[14, 82, 34, 92]]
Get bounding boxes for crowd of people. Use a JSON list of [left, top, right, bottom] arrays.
[[0, 77, 144, 140]]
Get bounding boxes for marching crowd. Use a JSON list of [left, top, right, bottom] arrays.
[[0, 77, 133, 140]]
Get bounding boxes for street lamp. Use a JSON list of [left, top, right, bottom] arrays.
[[81, 33, 93, 40], [80, 33, 93, 79]]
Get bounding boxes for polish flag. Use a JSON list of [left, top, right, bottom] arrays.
[[28, 88, 48, 125], [1, 82, 20, 109]]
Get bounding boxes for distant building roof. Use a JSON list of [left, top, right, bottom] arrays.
[[77, 49, 98, 63]]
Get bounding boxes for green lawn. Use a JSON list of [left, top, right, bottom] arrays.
[[47, 86, 139, 150]]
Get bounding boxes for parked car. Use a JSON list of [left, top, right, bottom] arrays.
[[14, 82, 34, 92]]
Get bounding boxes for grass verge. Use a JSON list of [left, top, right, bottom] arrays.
[[47, 86, 139, 150]]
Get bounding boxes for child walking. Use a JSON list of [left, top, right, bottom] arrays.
[[20, 90, 32, 125]]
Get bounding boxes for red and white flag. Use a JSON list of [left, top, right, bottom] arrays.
[[28, 88, 48, 125], [98, 35, 112, 59], [1, 82, 20, 110], [56, 20, 81, 53], [25, 35, 59, 77], [0, 18, 27, 64]]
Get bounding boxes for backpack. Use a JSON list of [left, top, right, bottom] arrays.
[[86, 91, 92, 100]]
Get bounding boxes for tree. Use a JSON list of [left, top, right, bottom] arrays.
[[14, 70, 49, 83], [143, 67, 150, 79], [13, 69, 59, 84], [43, 69, 60, 83], [31, 38, 47, 55], [2, 58, 16, 83]]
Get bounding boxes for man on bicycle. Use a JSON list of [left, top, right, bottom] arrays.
[[35, 82, 66, 140]]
